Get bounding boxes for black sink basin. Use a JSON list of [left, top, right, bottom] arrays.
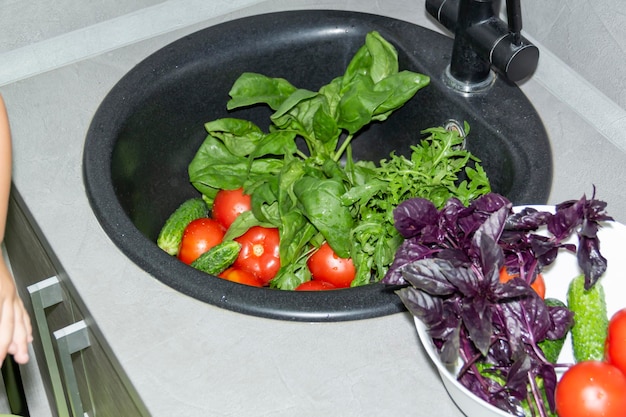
[[83, 10, 552, 322]]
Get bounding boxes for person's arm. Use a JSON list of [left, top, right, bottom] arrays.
[[0, 94, 32, 364]]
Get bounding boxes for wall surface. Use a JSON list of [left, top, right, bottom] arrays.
[[521, 0, 626, 110], [0, 0, 168, 53]]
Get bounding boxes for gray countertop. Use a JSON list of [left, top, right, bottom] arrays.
[[2, 0, 626, 416]]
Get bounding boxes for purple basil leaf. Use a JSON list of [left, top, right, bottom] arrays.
[[549, 198, 584, 239], [402, 258, 475, 296], [461, 297, 493, 356], [397, 287, 462, 365], [496, 303, 523, 358], [470, 192, 511, 212], [444, 265, 480, 297], [401, 258, 461, 296], [393, 197, 438, 238], [577, 235, 607, 290], [506, 355, 532, 397], [433, 316, 462, 365], [489, 315, 515, 364], [544, 303, 575, 341], [505, 207, 552, 231], [531, 236, 560, 268], [436, 248, 471, 266], [471, 225, 505, 287], [455, 193, 510, 238], [498, 294, 551, 359], [383, 239, 435, 285], [538, 363, 558, 412], [429, 302, 462, 341], [440, 197, 466, 222], [579, 216, 599, 238], [492, 278, 534, 300], [508, 293, 552, 345], [584, 199, 613, 223], [492, 396, 525, 417], [396, 287, 443, 327]]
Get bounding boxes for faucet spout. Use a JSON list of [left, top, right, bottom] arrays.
[[426, 0, 539, 92]]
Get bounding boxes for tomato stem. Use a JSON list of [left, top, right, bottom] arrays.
[[252, 243, 265, 257]]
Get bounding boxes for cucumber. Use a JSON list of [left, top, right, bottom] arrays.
[[191, 240, 241, 275], [157, 198, 208, 255], [538, 298, 568, 363], [567, 274, 608, 362]]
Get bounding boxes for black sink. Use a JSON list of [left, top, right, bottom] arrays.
[[83, 10, 552, 322]]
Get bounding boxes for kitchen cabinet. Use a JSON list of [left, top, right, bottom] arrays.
[[4, 187, 150, 417]]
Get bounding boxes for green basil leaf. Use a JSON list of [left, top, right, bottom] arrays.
[[337, 76, 393, 133], [188, 134, 283, 198], [342, 43, 371, 87], [271, 88, 319, 120], [227, 72, 297, 110], [250, 178, 280, 225], [293, 176, 354, 258], [188, 135, 246, 196], [341, 31, 398, 87], [363, 30, 399, 83], [250, 130, 298, 158], [312, 106, 339, 145], [278, 212, 317, 266], [204, 118, 264, 157], [321, 158, 348, 183], [371, 71, 431, 117], [319, 76, 342, 117], [222, 210, 274, 241]]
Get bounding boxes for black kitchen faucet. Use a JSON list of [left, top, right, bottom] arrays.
[[426, 0, 539, 92]]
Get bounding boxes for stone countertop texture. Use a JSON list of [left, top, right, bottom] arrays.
[[1, 0, 625, 416]]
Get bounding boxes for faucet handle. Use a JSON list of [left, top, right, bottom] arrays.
[[506, 0, 523, 45], [490, 32, 539, 82]]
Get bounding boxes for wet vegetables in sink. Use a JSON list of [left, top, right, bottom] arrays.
[[157, 31, 492, 289]]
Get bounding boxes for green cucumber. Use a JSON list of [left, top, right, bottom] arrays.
[[567, 274, 608, 362], [191, 240, 241, 275], [157, 198, 208, 255], [538, 298, 568, 363]]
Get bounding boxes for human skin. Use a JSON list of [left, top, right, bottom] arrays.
[[0, 94, 32, 365]]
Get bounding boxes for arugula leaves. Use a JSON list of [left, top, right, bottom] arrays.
[[188, 31, 491, 289]]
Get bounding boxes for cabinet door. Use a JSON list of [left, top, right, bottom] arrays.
[[6, 193, 76, 417], [53, 319, 149, 417], [5, 189, 150, 417]]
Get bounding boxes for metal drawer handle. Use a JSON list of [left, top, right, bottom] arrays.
[[54, 320, 91, 417], [27, 276, 71, 417]]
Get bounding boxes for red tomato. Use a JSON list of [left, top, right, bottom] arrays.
[[499, 267, 546, 299], [219, 267, 264, 287], [295, 280, 336, 291], [606, 308, 626, 375], [234, 226, 280, 284], [307, 242, 356, 288], [177, 218, 225, 264], [556, 361, 626, 417], [212, 188, 252, 229]]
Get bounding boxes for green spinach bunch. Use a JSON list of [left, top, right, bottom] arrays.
[[188, 31, 490, 289]]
